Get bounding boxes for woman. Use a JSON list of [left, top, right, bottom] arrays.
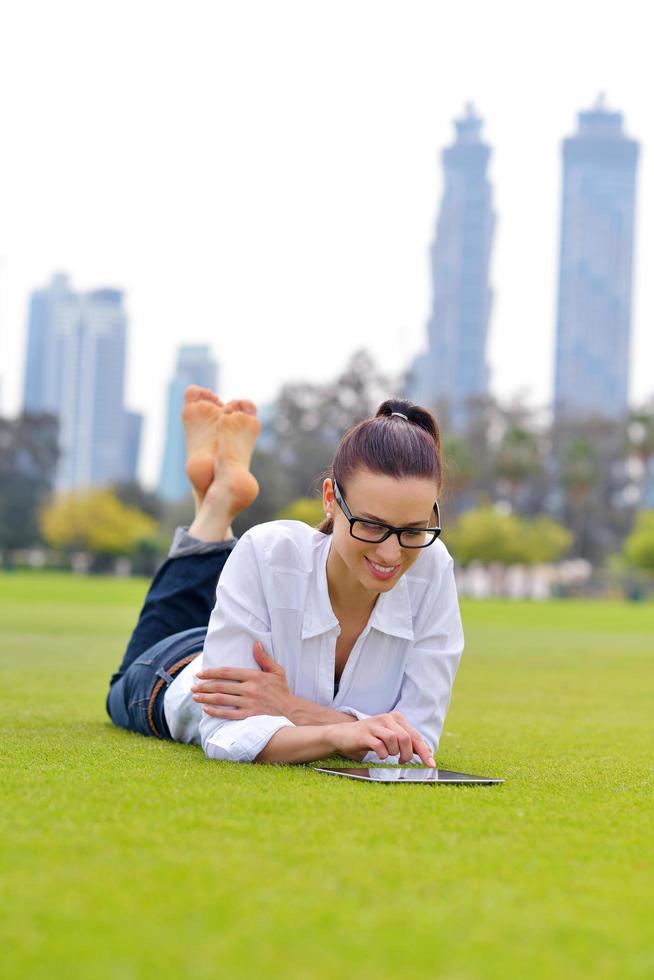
[[106, 385, 464, 766]]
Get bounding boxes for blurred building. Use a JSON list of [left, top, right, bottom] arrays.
[[22, 273, 142, 489], [553, 96, 640, 419], [158, 345, 219, 501], [406, 104, 495, 428]]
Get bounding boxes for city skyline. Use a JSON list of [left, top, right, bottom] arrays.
[[554, 97, 640, 418], [14, 98, 649, 490], [22, 273, 141, 490], [1, 2, 653, 488], [407, 104, 495, 427]]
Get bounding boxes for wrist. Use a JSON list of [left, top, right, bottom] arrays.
[[324, 723, 342, 754], [283, 692, 302, 723]]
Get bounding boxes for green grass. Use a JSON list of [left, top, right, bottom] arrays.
[[1, 571, 653, 979]]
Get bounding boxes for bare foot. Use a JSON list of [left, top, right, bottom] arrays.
[[183, 385, 225, 505], [212, 402, 261, 513], [188, 402, 261, 542]]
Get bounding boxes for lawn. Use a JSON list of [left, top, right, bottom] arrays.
[[1, 571, 652, 979]]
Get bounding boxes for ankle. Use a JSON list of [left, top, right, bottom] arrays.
[[188, 511, 234, 543]]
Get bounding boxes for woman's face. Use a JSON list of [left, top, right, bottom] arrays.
[[323, 467, 439, 600]]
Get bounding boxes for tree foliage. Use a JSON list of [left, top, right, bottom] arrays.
[[624, 511, 654, 572], [274, 497, 325, 527], [40, 489, 157, 556], [0, 413, 59, 552], [445, 506, 571, 566]]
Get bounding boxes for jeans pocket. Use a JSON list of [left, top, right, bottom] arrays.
[[128, 696, 152, 736]]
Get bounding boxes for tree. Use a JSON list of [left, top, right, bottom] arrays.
[[495, 425, 543, 511], [445, 506, 571, 566], [624, 511, 654, 572], [40, 489, 157, 562], [0, 413, 59, 557], [441, 434, 476, 499], [271, 350, 396, 500], [444, 507, 524, 565]]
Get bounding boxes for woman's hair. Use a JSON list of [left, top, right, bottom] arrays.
[[316, 398, 442, 535]]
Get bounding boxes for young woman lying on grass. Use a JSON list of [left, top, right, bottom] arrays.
[[106, 387, 464, 765]]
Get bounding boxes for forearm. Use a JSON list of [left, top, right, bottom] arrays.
[[286, 695, 358, 727], [254, 723, 338, 764]]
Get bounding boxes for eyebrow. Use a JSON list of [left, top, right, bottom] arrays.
[[358, 511, 430, 527]]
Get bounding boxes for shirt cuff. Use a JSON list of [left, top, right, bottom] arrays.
[[203, 715, 296, 763], [338, 705, 371, 723]]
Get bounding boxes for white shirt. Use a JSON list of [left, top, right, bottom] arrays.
[[164, 520, 464, 764]]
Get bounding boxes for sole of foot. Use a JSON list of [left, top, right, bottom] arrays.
[[210, 405, 261, 515], [183, 386, 226, 503]]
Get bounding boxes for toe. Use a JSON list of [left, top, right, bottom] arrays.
[[184, 384, 204, 403]]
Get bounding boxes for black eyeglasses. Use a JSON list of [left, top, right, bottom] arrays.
[[332, 479, 441, 549]]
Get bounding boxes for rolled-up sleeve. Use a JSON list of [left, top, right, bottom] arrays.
[[341, 558, 464, 765], [199, 532, 296, 762]]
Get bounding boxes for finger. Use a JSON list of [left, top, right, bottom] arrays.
[[195, 667, 254, 681], [193, 668, 224, 680], [191, 680, 242, 694], [389, 714, 435, 766], [192, 692, 242, 706], [367, 736, 389, 759], [372, 725, 399, 758], [201, 706, 250, 719], [252, 643, 284, 675], [252, 641, 273, 661], [386, 721, 414, 764]]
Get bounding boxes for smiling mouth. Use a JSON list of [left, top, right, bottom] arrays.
[[365, 556, 400, 577]]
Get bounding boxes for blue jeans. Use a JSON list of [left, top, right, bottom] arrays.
[[106, 539, 237, 739]]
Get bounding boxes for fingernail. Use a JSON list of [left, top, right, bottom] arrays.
[[428, 757, 436, 767]]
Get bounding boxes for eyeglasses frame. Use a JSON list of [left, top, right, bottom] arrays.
[[331, 479, 442, 549]]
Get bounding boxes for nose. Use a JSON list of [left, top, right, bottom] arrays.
[[370, 534, 403, 566]]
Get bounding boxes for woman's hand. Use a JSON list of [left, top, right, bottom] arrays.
[[330, 712, 436, 767], [192, 642, 295, 720]]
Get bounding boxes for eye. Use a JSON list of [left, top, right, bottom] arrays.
[[403, 529, 424, 538]]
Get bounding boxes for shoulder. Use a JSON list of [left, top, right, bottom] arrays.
[[238, 520, 328, 572]]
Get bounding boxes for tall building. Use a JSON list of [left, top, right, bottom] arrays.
[[22, 273, 142, 489], [158, 345, 219, 501], [553, 96, 640, 419], [406, 104, 495, 428]]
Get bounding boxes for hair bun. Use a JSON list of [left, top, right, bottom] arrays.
[[375, 398, 441, 451]]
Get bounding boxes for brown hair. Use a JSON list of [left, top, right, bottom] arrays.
[[316, 398, 442, 535]]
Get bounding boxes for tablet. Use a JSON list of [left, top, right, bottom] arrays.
[[313, 767, 503, 784]]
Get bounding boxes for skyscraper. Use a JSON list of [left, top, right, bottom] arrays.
[[406, 104, 495, 428], [553, 96, 640, 419], [22, 273, 142, 489], [158, 345, 219, 501]]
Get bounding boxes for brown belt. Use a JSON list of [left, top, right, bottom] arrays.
[[147, 653, 201, 738]]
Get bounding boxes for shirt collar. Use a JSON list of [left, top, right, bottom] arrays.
[[301, 533, 414, 641]]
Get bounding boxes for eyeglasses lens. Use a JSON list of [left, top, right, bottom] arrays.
[[351, 521, 437, 548]]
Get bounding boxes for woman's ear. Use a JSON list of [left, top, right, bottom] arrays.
[[322, 478, 334, 513]]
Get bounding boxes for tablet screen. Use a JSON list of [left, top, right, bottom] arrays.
[[313, 767, 503, 784]]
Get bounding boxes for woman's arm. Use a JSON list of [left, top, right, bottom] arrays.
[[193, 641, 359, 726], [255, 715, 436, 766]]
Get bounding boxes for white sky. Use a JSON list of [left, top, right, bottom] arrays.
[[0, 0, 652, 487]]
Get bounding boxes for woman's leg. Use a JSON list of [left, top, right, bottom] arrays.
[[106, 387, 261, 736]]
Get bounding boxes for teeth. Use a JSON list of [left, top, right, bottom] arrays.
[[368, 560, 397, 573]]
